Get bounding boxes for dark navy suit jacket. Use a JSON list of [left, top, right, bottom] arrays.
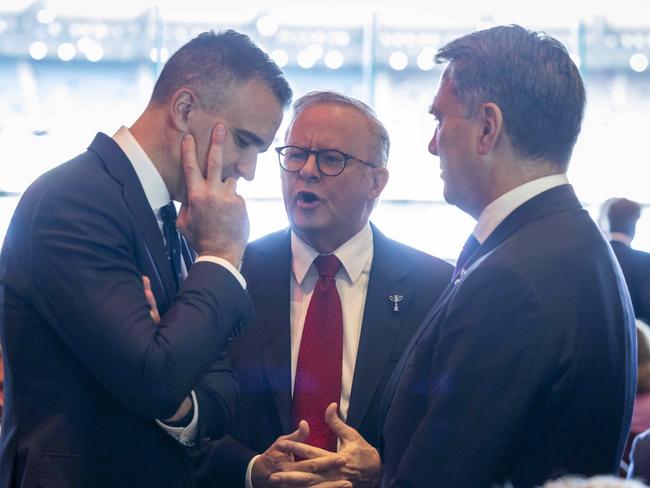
[[610, 240, 650, 325], [0, 133, 253, 487], [193, 225, 453, 487], [379, 185, 637, 488]]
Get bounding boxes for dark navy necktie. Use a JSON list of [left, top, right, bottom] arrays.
[[159, 202, 183, 290], [452, 234, 480, 282]]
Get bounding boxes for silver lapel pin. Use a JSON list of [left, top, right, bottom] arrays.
[[389, 294, 403, 312]]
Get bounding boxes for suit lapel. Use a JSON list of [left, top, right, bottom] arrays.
[[466, 184, 582, 272], [88, 133, 177, 310], [347, 225, 413, 428], [256, 231, 293, 433]]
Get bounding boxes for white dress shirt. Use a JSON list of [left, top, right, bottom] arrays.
[[473, 174, 570, 244], [245, 223, 374, 487], [112, 126, 245, 446]]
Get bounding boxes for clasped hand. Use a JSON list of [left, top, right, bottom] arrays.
[[253, 403, 382, 488]]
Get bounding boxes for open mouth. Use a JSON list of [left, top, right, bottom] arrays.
[[296, 191, 321, 208]]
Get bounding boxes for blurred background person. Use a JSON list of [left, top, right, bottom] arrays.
[[603, 198, 650, 325]]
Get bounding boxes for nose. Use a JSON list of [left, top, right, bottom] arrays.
[[237, 154, 257, 182], [428, 128, 439, 156], [299, 153, 320, 180]]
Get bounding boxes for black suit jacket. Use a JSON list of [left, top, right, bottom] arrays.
[[0, 133, 254, 488], [193, 225, 453, 487], [380, 185, 637, 488], [610, 240, 650, 324]]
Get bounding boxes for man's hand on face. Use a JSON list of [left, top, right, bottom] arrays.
[[268, 403, 382, 488], [252, 421, 347, 488], [176, 123, 249, 268]]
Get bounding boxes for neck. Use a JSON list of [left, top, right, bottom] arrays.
[[130, 108, 180, 201], [482, 159, 564, 214]]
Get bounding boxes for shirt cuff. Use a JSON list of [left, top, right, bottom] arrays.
[[246, 454, 261, 488], [196, 256, 247, 289], [155, 390, 199, 447]]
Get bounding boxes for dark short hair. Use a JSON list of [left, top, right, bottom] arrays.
[[150, 30, 292, 110], [435, 24, 585, 168], [608, 198, 642, 236], [288, 90, 390, 167]]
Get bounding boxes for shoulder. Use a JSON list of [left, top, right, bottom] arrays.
[[373, 226, 453, 276], [241, 229, 290, 280], [244, 229, 289, 259]]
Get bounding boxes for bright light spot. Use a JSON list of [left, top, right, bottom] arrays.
[[270, 49, 289, 68], [47, 22, 61, 37], [336, 31, 351, 46], [630, 53, 649, 73], [150, 48, 158, 63], [29, 41, 48, 60], [570, 52, 581, 69], [256, 16, 278, 37], [307, 44, 324, 60], [77, 37, 93, 52], [36, 8, 56, 24], [417, 47, 436, 71], [389, 51, 408, 71], [159, 47, 169, 63], [297, 49, 317, 69], [324, 50, 344, 70], [85, 43, 104, 62], [57, 42, 76, 61], [94, 23, 108, 38]]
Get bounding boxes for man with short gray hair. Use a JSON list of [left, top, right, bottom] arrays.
[[193, 90, 452, 487]]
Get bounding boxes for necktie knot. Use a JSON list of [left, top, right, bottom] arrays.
[[314, 254, 341, 278], [452, 234, 480, 281], [159, 202, 177, 226]]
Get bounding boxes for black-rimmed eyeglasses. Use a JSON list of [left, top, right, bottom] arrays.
[[275, 145, 378, 177]]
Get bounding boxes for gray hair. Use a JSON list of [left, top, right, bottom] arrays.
[[287, 90, 390, 167], [435, 24, 585, 168]]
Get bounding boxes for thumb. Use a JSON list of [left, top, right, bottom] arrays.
[[325, 403, 357, 442], [285, 419, 310, 443]]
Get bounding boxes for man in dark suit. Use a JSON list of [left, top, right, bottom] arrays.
[[269, 26, 637, 488], [192, 91, 452, 487], [0, 31, 292, 487], [606, 198, 650, 324]]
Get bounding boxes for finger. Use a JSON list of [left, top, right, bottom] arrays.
[[310, 482, 352, 488], [325, 403, 358, 443], [276, 439, 331, 460], [290, 454, 347, 474], [283, 420, 310, 443], [181, 134, 203, 198], [206, 123, 226, 186], [268, 470, 327, 486], [142, 276, 161, 324]]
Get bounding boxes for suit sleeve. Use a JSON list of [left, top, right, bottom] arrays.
[[389, 264, 553, 487], [28, 181, 253, 420]]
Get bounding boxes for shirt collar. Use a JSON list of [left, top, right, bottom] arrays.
[[112, 126, 170, 211], [291, 223, 373, 285], [473, 174, 570, 244], [610, 232, 633, 247]]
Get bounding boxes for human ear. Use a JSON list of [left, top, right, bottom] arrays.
[[368, 166, 389, 200], [477, 102, 503, 155], [169, 88, 197, 132]]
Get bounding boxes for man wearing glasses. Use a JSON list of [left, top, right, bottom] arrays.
[[193, 91, 453, 487]]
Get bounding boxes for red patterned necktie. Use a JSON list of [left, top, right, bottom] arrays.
[[292, 254, 343, 452]]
